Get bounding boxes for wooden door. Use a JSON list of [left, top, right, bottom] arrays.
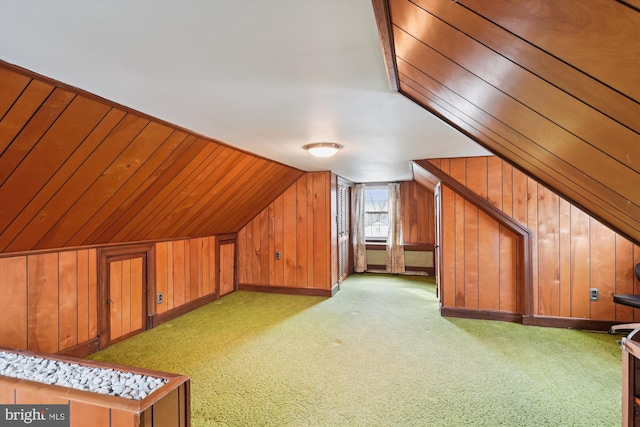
[[98, 244, 153, 349], [337, 182, 351, 283], [107, 255, 147, 345], [219, 241, 236, 296], [434, 183, 442, 300]]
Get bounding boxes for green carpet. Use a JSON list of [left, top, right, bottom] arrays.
[[88, 274, 622, 426]]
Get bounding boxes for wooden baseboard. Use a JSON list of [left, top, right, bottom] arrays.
[[440, 307, 523, 323], [441, 308, 618, 332], [149, 293, 218, 328], [405, 266, 435, 275], [56, 338, 100, 358], [238, 284, 333, 297], [522, 315, 617, 332]]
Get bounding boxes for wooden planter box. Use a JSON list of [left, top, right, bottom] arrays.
[[0, 348, 190, 427], [622, 329, 640, 427]]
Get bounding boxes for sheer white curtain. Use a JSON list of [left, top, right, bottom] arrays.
[[353, 183, 367, 273], [386, 182, 405, 274]]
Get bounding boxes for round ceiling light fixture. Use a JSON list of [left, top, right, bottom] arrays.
[[303, 142, 343, 158]]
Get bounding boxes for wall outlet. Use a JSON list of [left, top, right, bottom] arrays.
[[157, 292, 164, 304], [589, 288, 599, 301], [275, 251, 281, 260]]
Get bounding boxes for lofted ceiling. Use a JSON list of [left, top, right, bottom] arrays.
[[0, 0, 488, 184], [0, 0, 638, 251], [0, 62, 306, 253], [376, 0, 640, 244]]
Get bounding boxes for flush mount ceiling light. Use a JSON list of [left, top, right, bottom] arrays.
[[303, 143, 343, 158]]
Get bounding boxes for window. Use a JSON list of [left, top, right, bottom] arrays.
[[364, 186, 389, 242]]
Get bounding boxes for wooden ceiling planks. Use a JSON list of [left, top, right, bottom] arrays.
[[411, 0, 640, 133], [392, 3, 638, 166], [395, 41, 638, 205], [196, 159, 279, 235], [0, 79, 56, 154], [0, 67, 32, 118], [621, 0, 640, 9], [463, 0, 640, 100], [0, 95, 111, 247], [110, 137, 215, 243], [88, 135, 203, 245], [166, 153, 258, 238], [0, 88, 76, 185], [376, 0, 640, 245], [0, 62, 304, 254], [32, 121, 176, 251], [211, 161, 304, 233], [66, 130, 192, 247], [0, 109, 130, 252], [179, 156, 266, 237], [135, 145, 244, 241]]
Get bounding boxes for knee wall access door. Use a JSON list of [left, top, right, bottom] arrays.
[[98, 245, 152, 349], [108, 256, 146, 344], [218, 241, 235, 297]]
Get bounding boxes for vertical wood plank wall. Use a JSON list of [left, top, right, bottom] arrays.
[[400, 180, 435, 244], [0, 249, 98, 354], [154, 236, 217, 315], [430, 156, 640, 321], [237, 172, 333, 290], [0, 235, 224, 355]]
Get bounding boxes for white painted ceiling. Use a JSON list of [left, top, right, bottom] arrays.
[[0, 0, 489, 183]]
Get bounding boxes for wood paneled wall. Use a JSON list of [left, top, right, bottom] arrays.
[[0, 235, 225, 356], [400, 180, 434, 245], [0, 62, 303, 254], [154, 236, 217, 315], [438, 185, 519, 313], [375, 0, 640, 245], [0, 249, 98, 354], [425, 156, 640, 322], [237, 172, 334, 291]]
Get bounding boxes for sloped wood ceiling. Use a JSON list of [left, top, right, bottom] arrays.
[[375, 0, 640, 244], [0, 62, 304, 254]]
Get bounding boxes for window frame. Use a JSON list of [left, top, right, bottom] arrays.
[[363, 185, 389, 244]]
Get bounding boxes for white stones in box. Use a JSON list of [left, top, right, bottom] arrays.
[[0, 351, 167, 400]]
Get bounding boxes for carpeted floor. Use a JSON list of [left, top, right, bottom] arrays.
[[88, 274, 622, 426]]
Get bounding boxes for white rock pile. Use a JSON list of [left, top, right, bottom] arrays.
[[0, 351, 168, 400]]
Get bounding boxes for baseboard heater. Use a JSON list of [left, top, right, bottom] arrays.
[[365, 244, 434, 274]]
